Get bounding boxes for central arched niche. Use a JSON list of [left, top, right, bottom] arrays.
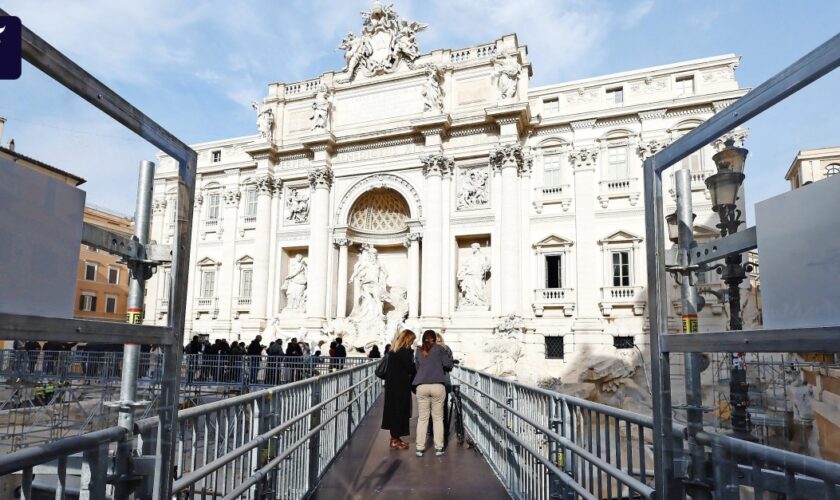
[[347, 188, 410, 236]]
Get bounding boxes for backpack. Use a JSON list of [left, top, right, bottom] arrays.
[[375, 352, 390, 380]]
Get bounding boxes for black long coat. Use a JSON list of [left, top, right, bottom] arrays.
[[381, 347, 416, 437]]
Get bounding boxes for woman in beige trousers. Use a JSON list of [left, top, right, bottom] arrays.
[[412, 329, 454, 457]]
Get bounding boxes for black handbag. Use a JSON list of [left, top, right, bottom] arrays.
[[375, 352, 390, 380]]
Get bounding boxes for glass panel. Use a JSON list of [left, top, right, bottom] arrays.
[[85, 264, 96, 281], [105, 297, 116, 314], [202, 271, 215, 298], [543, 153, 564, 187], [607, 146, 628, 180], [207, 193, 220, 220], [108, 268, 118, 284], [612, 251, 630, 286], [245, 189, 258, 217], [240, 269, 253, 297]]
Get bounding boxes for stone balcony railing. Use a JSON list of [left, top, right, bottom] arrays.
[[285, 78, 321, 97], [204, 218, 219, 228], [597, 178, 640, 208], [194, 297, 219, 319], [233, 296, 251, 319], [599, 285, 646, 316], [668, 169, 716, 199], [449, 43, 498, 64], [532, 288, 575, 317], [533, 184, 572, 213]]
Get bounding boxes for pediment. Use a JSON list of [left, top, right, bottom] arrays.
[[236, 255, 254, 265], [533, 234, 574, 249], [197, 257, 219, 267], [598, 230, 642, 245]]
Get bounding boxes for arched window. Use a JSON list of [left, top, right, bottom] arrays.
[[825, 163, 840, 178]]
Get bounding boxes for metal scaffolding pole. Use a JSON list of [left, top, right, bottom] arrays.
[[674, 169, 710, 498]]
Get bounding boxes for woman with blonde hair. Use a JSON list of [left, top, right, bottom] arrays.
[[381, 329, 416, 449], [413, 329, 453, 457]]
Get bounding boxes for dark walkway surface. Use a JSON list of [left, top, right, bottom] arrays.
[[312, 395, 510, 500]]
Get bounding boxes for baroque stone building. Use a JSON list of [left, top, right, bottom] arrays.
[[146, 4, 756, 382]]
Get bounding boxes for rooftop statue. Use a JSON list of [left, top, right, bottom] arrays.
[[337, 1, 427, 83]]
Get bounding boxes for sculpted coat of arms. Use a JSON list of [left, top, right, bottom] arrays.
[[338, 1, 427, 83]]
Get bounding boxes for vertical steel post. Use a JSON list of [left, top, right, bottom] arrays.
[[675, 169, 710, 498], [643, 158, 680, 499], [114, 160, 154, 498], [118, 160, 155, 431], [154, 153, 197, 499]]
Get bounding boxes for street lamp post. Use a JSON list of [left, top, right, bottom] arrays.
[[705, 143, 755, 440]]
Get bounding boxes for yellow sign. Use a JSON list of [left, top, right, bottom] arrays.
[[126, 310, 143, 324], [682, 314, 698, 333]]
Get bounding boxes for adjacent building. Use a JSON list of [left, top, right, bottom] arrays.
[[785, 146, 840, 189], [145, 4, 757, 382], [75, 206, 133, 321]]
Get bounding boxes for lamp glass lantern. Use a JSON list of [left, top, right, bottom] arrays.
[[666, 211, 697, 243]]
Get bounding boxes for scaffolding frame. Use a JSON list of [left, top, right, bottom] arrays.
[[644, 31, 840, 498], [0, 10, 196, 499]]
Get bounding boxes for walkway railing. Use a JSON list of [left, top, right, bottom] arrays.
[[0, 349, 368, 388], [0, 359, 379, 499], [453, 365, 686, 500]]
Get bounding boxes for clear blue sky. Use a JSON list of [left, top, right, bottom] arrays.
[[1, 0, 838, 224]]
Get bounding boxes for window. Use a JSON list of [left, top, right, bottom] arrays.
[[84, 263, 97, 281], [612, 251, 630, 287], [162, 270, 171, 300], [543, 97, 559, 114], [680, 150, 704, 173], [211, 150, 221, 163], [108, 267, 119, 284], [825, 164, 840, 177], [543, 153, 564, 188], [606, 145, 629, 180], [79, 293, 97, 312], [545, 336, 564, 359], [105, 295, 117, 314], [545, 255, 562, 289], [613, 336, 635, 349], [606, 87, 623, 105], [207, 193, 220, 220], [674, 76, 694, 96], [245, 188, 258, 218], [201, 270, 216, 298], [239, 269, 253, 298]]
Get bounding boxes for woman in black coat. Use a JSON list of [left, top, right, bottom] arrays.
[[381, 329, 416, 449]]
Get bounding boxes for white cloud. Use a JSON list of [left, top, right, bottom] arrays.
[[623, 0, 655, 28]]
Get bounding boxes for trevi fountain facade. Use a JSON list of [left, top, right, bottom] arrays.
[[146, 2, 760, 392]]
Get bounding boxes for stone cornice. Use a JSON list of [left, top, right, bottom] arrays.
[[485, 102, 531, 136], [243, 142, 279, 162], [570, 119, 597, 130], [535, 125, 572, 136], [411, 115, 452, 138], [595, 115, 640, 129], [301, 132, 337, 155], [665, 105, 714, 118], [638, 108, 667, 120]]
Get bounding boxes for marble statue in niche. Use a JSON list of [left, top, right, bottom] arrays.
[[286, 188, 310, 223], [349, 245, 392, 323], [281, 254, 308, 312], [457, 168, 489, 209], [310, 85, 333, 132], [492, 53, 522, 100], [251, 101, 274, 140], [457, 243, 491, 308], [422, 65, 444, 113]]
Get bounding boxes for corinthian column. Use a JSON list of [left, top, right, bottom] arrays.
[[404, 233, 422, 319], [334, 238, 351, 318], [490, 143, 525, 316], [250, 174, 274, 325], [420, 155, 452, 320], [306, 166, 334, 320]]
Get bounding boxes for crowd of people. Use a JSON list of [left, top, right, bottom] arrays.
[[380, 329, 454, 458]]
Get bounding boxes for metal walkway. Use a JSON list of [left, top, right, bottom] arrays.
[[311, 396, 510, 500]]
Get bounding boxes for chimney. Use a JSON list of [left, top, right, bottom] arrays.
[[0, 117, 5, 144]]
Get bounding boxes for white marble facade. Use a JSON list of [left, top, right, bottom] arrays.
[[145, 4, 759, 384]]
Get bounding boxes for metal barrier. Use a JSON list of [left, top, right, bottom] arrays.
[[0, 349, 369, 388], [0, 360, 378, 498], [453, 365, 685, 500]]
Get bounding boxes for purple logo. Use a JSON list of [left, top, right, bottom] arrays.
[[0, 16, 22, 80]]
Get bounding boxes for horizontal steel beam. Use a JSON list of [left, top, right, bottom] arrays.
[[660, 326, 840, 353], [82, 223, 172, 263], [0, 426, 127, 476], [0, 313, 174, 345], [692, 226, 757, 266], [650, 32, 840, 173]]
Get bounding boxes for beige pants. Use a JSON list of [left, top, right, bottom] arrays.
[[415, 383, 446, 450]]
